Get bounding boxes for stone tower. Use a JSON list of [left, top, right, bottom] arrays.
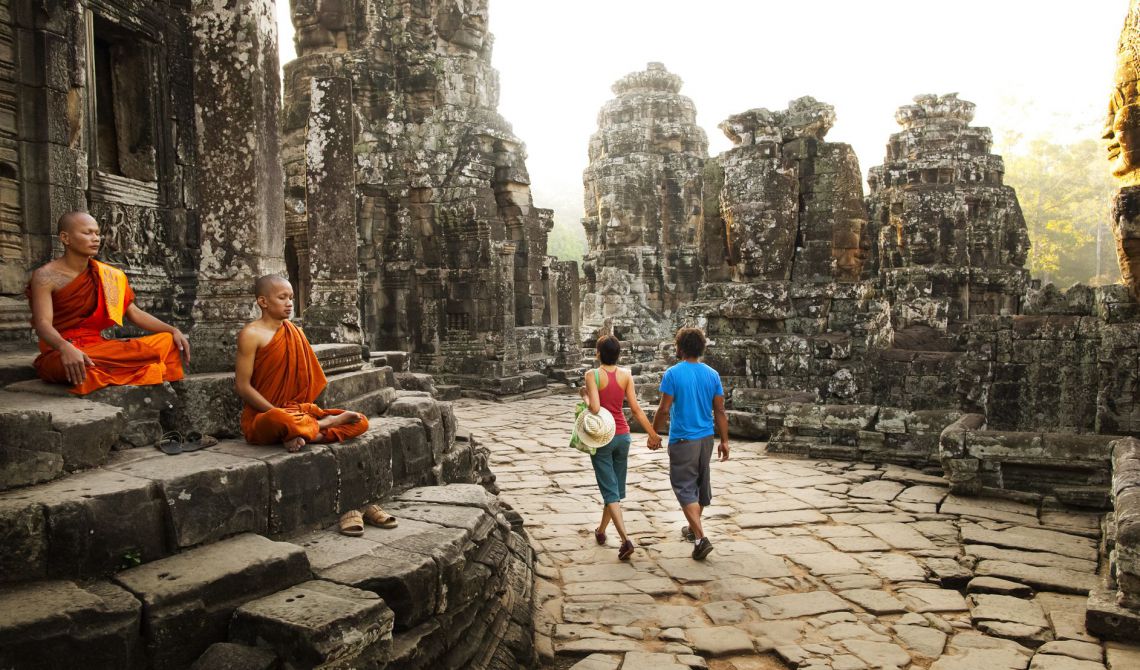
[[1108, 0, 1140, 298], [580, 62, 707, 342], [683, 97, 870, 397], [866, 94, 1030, 334], [281, 0, 579, 393]]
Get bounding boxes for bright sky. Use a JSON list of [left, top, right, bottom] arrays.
[[276, 1, 1127, 233]]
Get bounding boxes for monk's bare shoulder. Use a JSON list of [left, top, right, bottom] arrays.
[[237, 321, 276, 351], [30, 262, 75, 292]]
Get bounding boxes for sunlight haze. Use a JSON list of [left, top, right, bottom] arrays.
[[276, 1, 1127, 251]]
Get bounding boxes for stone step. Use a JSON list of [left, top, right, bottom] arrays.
[[370, 350, 409, 372], [167, 366, 398, 440], [0, 579, 143, 670], [0, 484, 534, 670], [0, 347, 37, 386], [230, 580, 395, 668], [311, 343, 365, 375], [4, 380, 170, 450], [0, 390, 126, 491], [0, 417, 451, 584], [113, 533, 312, 670]]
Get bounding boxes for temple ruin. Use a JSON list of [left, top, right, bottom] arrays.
[[579, 62, 706, 343], [281, 0, 579, 396], [3, 0, 1140, 667]]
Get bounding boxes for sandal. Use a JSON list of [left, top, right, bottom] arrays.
[[182, 431, 219, 452], [618, 539, 635, 561], [362, 504, 398, 529], [157, 431, 183, 455], [594, 528, 607, 545], [339, 510, 365, 536]]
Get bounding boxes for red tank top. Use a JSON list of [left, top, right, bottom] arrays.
[[598, 368, 630, 435]]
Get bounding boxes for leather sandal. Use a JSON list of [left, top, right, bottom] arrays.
[[339, 510, 365, 536], [362, 504, 398, 529]]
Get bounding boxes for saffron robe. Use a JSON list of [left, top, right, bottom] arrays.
[[32, 259, 184, 395], [241, 320, 368, 445]]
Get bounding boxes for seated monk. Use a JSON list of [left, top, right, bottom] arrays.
[[28, 212, 189, 395], [235, 274, 367, 452]]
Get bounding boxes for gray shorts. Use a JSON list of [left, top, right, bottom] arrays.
[[668, 436, 714, 506]]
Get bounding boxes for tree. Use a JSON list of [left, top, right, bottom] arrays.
[[999, 135, 1120, 288]]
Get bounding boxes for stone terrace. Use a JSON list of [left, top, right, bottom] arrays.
[[455, 394, 1140, 670]]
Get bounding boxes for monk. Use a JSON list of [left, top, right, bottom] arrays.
[[235, 274, 367, 452], [28, 212, 188, 395]]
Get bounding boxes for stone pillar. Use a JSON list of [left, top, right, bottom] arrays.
[[301, 76, 361, 344], [187, 0, 285, 371], [1108, 0, 1140, 299]]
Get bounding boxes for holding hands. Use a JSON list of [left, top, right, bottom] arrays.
[[646, 432, 663, 450]]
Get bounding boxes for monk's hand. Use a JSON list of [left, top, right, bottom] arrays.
[[172, 329, 191, 364], [60, 343, 93, 386]]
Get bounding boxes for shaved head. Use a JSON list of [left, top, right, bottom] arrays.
[[254, 274, 292, 297], [57, 211, 95, 235]]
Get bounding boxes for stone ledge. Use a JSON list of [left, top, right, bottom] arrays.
[[0, 580, 142, 670], [113, 533, 311, 670]]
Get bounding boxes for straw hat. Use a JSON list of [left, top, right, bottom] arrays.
[[575, 408, 616, 449]]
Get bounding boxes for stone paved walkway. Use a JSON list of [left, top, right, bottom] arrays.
[[453, 395, 1140, 670]]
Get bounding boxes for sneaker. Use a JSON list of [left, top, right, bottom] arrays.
[[681, 525, 695, 542], [692, 537, 713, 561], [594, 528, 607, 545], [618, 539, 635, 561]]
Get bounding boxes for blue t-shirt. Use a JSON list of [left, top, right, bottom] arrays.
[[659, 361, 724, 441]]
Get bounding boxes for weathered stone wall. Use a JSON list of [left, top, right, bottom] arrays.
[[281, 0, 578, 392], [0, 0, 285, 372], [580, 62, 707, 342]]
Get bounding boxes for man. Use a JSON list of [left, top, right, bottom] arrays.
[[652, 326, 729, 560], [28, 211, 189, 395], [235, 274, 367, 452]]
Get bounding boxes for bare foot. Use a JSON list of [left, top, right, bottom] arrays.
[[284, 436, 306, 453], [318, 411, 363, 430]]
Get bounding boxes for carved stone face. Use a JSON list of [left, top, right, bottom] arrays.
[[292, 0, 345, 52], [1106, 77, 1140, 185], [1109, 4, 1140, 185], [435, 0, 489, 50]]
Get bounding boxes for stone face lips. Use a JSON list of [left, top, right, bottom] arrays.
[[581, 62, 708, 341]]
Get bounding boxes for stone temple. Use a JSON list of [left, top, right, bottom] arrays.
[[3, 0, 1140, 668]]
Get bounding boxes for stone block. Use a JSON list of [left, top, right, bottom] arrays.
[[0, 468, 166, 580], [395, 372, 437, 394], [318, 368, 389, 409], [0, 580, 142, 670], [213, 441, 339, 535], [165, 373, 243, 439], [325, 427, 394, 512], [396, 484, 502, 516], [0, 496, 46, 582], [0, 390, 125, 475], [315, 544, 439, 631], [375, 415, 433, 487], [388, 396, 446, 465], [821, 404, 879, 431], [371, 351, 408, 373], [108, 449, 269, 548], [725, 410, 768, 439], [231, 580, 394, 668], [190, 643, 278, 670], [1086, 585, 1140, 642], [114, 534, 311, 670]]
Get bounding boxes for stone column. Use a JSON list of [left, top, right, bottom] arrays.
[[301, 76, 361, 344], [187, 0, 285, 371]]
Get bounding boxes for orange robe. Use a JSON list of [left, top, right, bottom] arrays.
[[32, 259, 184, 395], [241, 320, 368, 445]]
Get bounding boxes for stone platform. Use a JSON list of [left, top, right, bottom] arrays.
[[455, 394, 1140, 670], [0, 356, 535, 669]]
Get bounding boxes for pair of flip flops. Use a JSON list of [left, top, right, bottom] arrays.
[[339, 504, 399, 536], [157, 431, 219, 455]]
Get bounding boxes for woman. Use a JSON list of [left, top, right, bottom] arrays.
[[583, 335, 662, 560]]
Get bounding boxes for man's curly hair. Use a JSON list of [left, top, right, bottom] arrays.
[[675, 327, 707, 359]]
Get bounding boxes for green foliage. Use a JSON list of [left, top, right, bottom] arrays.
[[999, 134, 1121, 288], [547, 217, 587, 263], [118, 548, 142, 570]]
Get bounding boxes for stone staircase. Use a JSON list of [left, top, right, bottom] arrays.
[[0, 346, 537, 669]]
